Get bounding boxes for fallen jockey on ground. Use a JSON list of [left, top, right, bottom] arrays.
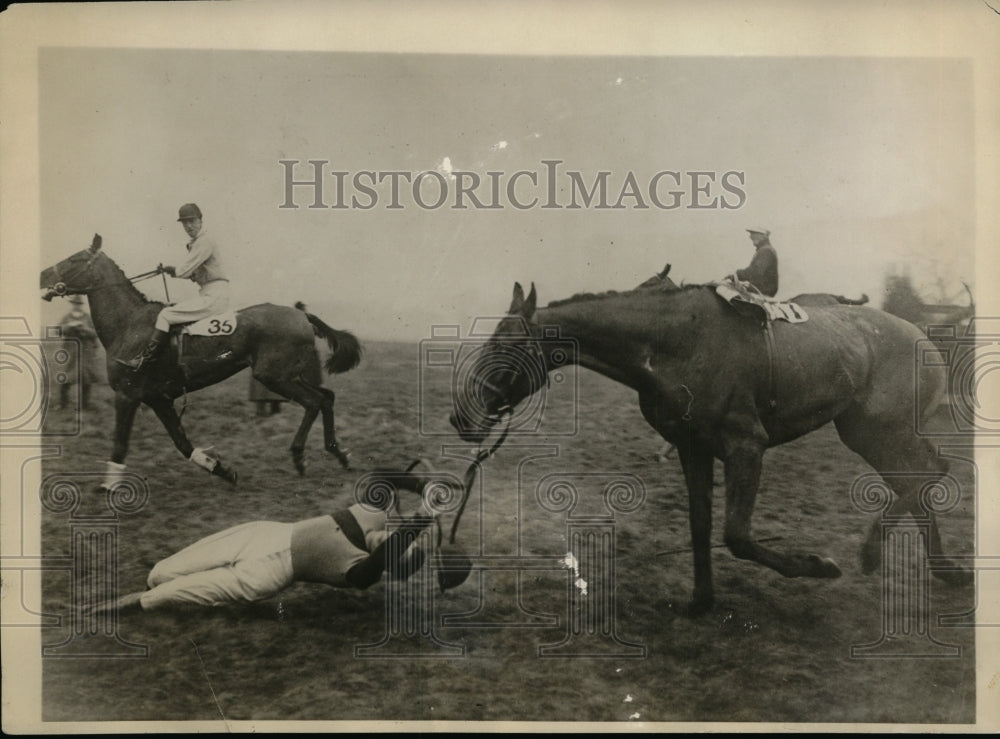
[[91, 461, 469, 614]]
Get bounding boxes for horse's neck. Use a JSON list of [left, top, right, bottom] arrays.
[[536, 296, 674, 389], [86, 259, 154, 346]]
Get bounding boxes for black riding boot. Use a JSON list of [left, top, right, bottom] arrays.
[[116, 328, 168, 371]]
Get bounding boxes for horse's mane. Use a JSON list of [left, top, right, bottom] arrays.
[[545, 283, 700, 308], [546, 290, 629, 308], [97, 251, 154, 304]]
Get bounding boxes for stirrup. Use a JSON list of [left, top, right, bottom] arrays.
[[115, 351, 157, 372], [115, 356, 145, 371]]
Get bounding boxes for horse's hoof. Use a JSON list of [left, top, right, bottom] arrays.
[[809, 555, 842, 579], [331, 447, 351, 469], [209, 459, 239, 486], [291, 449, 306, 476], [685, 594, 714, 618]]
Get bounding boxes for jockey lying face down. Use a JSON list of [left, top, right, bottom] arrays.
[[93, 461, 458, 614]]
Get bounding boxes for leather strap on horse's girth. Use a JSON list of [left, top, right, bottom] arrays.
[[762, 320, 778, 412]]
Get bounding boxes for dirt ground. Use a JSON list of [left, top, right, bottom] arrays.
[[38, 340, 976, 725]]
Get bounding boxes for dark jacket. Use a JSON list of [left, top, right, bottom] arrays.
[[736, 243, 778, 297]]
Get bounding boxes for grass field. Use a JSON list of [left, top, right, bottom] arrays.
[[39, 340, 976, 725]]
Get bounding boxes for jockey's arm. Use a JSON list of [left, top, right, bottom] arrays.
[[173, 233, 217, 279]]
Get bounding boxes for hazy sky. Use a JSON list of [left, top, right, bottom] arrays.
[[39, 49, 975, 340]]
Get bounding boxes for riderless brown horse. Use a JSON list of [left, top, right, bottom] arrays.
[[449, 281, 969, 614], [41, 235, 362, 486]]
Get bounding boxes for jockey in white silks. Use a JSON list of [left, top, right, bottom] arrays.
[[117, 203, 230, 371]]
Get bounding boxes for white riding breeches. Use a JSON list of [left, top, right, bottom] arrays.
[[140, 521, 295, 610], [155, 279, 230, 331]]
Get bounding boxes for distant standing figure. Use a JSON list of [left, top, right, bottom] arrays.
[[250, 376, 285, 417], [117, 203, 230, 372], [58, 294, 100, 410], [734, 228, 779, 297]]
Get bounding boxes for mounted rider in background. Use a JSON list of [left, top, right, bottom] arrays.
[[733, 227, 779, 297], [117, 203, 230, 371]]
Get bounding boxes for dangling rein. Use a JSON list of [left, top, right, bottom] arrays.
[[447, 412, 512, 545]]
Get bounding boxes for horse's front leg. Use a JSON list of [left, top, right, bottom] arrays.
[[103, 391, 140, 490], [111, 391, 139, 463], [675, 441, 716, 615], [146, 398, 238, 485], [721, 433, 841, 580]]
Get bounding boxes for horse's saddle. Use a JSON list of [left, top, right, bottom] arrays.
[[179, 311, 238, 337], [161, 312, 239, 376], [715, 280, 808, 324]]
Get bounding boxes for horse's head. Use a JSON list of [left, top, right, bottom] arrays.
[[40, 234, 103, 301], [449, 281, 549, 444]]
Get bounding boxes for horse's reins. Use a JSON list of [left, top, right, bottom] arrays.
[[446, 332, 551, 544], [448, 410, 512, 545], [47, 253, 171, 300]]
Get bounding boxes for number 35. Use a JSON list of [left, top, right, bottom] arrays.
[[207, 319, 234, 334]]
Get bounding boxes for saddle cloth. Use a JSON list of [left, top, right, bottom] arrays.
[[715, 281, 808, 324], [180, 311, 238, 336]]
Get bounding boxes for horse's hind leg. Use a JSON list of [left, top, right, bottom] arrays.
[[720, 436, 843, 580], [291, 405, 320, 475], [834, 410, 970, 585], [254, 377, 345, 474], [318, 386, 350, 468]]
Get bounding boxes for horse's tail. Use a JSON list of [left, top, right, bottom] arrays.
[[836, 293, 869, 305], [304, 312, 363, 374]]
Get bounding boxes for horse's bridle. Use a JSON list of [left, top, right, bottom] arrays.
[[43, 249, 101, 297], [472, 334, 549, 424], [44, 249, 162, 298]]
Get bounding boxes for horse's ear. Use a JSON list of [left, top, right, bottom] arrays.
[[90, 234, 102, 252], [524, 282, 537, 318], [509, 282, 525, 314]]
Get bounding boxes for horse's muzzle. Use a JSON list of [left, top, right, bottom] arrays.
[[39, 269, 66, 301], [449, 411, 488, 444]]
